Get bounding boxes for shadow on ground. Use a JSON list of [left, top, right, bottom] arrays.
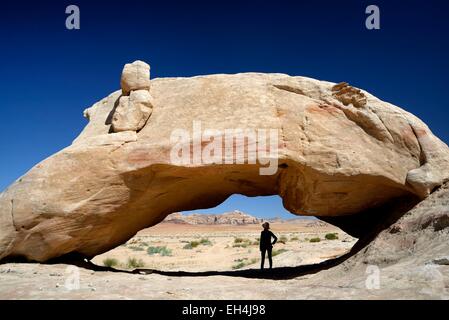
[[59, 251, 349, 280]]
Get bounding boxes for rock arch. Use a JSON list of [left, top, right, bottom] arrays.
[[1, 61, 448, 262]]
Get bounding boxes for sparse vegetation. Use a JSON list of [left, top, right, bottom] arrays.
[[232, 257, 257, 269], [279, 235, 288, 244], [126, 257, 145, 269], [325, 233, 338, 240], [272, 249, 288, 256], [199, 238, 212, 246], [103, 257, 119, 268], [147, 246, 172, 256], [98, 223, 348, 274], [233, 242, 249, 248], [232, 262, 246, 269], [183, 240, 200, 249], [233, 238, 253, 248], [128, 246, 145, 251]]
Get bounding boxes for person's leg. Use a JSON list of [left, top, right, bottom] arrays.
[[260, 249, 266, 269], [268, 247, 273, 269]]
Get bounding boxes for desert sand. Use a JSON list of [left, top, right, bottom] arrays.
[[91, 221, 356, 272], [0, 220, 358, 299]]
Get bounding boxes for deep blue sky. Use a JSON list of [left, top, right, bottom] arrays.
[[1, 1, 448, 218]]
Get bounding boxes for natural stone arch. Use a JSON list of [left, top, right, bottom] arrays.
[[1, 61, 448, 263]]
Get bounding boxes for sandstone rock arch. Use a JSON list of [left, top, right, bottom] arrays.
[[1, 61, 448, 263]]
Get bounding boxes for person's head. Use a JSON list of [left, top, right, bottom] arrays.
[[262, 222, 270, 230]]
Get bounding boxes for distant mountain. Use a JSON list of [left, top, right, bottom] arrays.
[[163, 210, 263, 225]]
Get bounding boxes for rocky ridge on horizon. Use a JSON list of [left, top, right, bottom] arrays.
[[163, 210, 263, 225]]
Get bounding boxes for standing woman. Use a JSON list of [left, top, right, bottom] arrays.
[[260, 222, 277, 269]]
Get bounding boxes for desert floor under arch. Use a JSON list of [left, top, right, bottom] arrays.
[[90, 198, 358, 273]]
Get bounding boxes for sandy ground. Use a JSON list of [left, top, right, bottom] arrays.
[[0, 219, 447, 300], [0, 221, 362, 299], [91, 222, 356, 271], [3, 185, 449, 300]]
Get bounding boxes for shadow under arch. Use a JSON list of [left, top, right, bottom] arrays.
[[59, 251, 348, 280]]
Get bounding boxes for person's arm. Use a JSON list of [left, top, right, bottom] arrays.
[[271, 232, 277, 245]]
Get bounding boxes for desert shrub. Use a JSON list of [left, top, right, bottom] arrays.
[[304, 238, 309, 241], [200, 238, 212, 245], [190, 241, 200, 248], [272, 249, 288, 256], [147, 246, 172, 256], [325, 233, 339, 240], [290, 236, 299, 241], [232, 262, 246, 270], [183, 239, 210, 249], [147, 246, 159, 254], [160, 247, 172, 256], [128, 246, 145, 251], [183, 241, 200, 249], [232, 258, 257, 270], [103, 258, 119, 268], [126, 257, 145, 268], [279, 235, 288, 244], [233, 238, 252, 248], [309, 237, 321, 243]]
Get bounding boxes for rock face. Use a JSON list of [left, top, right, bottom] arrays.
[[112, 90, 153, 132], [0, 61, 448, 262], [310, 181, 449, 299], [331, 82, 367, 108], [163, 210, 262, 225]]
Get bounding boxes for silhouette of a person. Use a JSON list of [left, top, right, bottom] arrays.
[[260, 222, 277, 269]]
